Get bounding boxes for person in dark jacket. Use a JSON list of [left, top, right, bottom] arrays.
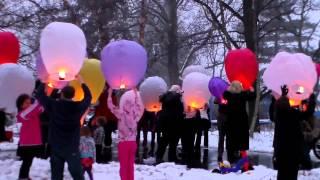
[[182, 106, 201, 168], [300, 93, 316, 170], [274, 85, 304, 180], [36, 75, 92, 180], [223, 81, 255, 164], [156, 85, 184, 164]]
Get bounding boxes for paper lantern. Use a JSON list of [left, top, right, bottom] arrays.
[[70, 59, 105, 104], [225, 48, 258, 90], [0, 63, 35, 113], [182, 72, 211, 109], [0, 32, 20, 65], [119, 90, 144, 119], [263, 52, 317, 102], [40, 22, 87, 82], [101, 40, 147, 89], [139, 76, 168, 112], [208, 77, 229, 101], [181, 65, 209, 79]]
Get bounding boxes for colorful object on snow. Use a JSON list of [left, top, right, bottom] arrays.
[[225, 48, 258, 90], [40, 22, 87, 82], [263, 52, 317, 103], [0, 63, 35, 113], [0, 32, 20, 65], [208, 77, 229, 102], [100, 40, 148, 89], [181, 65, 209, 79], [182, 72, 211, 109], [139, 76, 168, 112], [70, 59, 105, 104]]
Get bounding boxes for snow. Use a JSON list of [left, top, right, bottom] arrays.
[[0, 158, 320, 180]]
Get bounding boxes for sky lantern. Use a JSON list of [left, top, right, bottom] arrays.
[[225, 48, 258, 90], [182, 72, 211, 109], [70, 59, 105, 104], [0, 63, 35, 113], [263, 52, 317, 103], [40, 22, 87, 82], [0, 32, 20, 65], [139, 76, 168, 112], [181, 65, 209, 79], [100, 40, 147, 89], [208, 77, 229, 103]]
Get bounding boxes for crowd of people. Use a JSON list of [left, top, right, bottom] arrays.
[[0, 76, 318, 180]]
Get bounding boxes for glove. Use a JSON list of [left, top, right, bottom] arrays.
[[280, 85, 288, 96]]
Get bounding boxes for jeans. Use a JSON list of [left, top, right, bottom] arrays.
[[50, 149, 84, 180]]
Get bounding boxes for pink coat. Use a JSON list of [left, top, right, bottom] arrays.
[[17, 101, 43, 146], [107, 93, 143, 142]]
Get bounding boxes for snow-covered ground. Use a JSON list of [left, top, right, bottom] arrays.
[[0, 158, 320, 180]]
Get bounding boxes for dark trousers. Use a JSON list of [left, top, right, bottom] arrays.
[[18, 146, 42, 179], [277, 165, 298, 180], [301, 141, 312, 170], [19, 155, 34, 179], [156, 132, 179, 162], [136, 127, 156, 158], [50, 149, 84, 180], [103, 121, 117, 147], [0, 117, 6, 141], [218, 127, 226, 162], [82, 167, 93, 180], [96, 144, 103, 163]]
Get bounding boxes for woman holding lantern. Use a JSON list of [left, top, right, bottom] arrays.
[[223, 81, 255, 165]]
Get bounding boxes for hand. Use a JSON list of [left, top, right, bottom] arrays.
[[75, 75, 84, 84], [108, 88, 113, 95], [249, 87, 255, 92], [281, 85, 289, 96]]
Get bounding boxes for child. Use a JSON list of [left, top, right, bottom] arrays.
[[16, 94, 43, 180], [107, 88, 143, 180], [93, 117, 105, 163], [79, 126, 96, 180]]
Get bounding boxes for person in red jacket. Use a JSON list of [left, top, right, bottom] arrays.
[[16, 94, 43, 180]]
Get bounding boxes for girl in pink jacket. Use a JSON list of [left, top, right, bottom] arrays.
[[107, 88, 143, 180], [16, 94, 43, 180]]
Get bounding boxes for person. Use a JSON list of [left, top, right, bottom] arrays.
[[136, 110, 157, 159], [300, 93, 316, 171], [36, 75, 92, 180], [93, 117, 105, 163], [94, 86, 118, 162], [196, 103, 211, 150], [223, 81, 255, 164], [107, 88, 143, 180], [274, 85, 303, 180], [0, 109, 8, 142], [181, 106, 201, 168], [79, 126, 96, 180], [214, 98, 228, 163], [156, 85, 184, 164], [16, 94, 43, 180]]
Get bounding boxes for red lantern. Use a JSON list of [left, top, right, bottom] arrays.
[[0, 32, 20, 64], [225, 48, 258, 90]]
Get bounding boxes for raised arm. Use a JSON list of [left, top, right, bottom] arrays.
[[76, 75, 92, 111], [133, 89, 143, 122], [35, 83, 53, 111], [107, 88, 121, 118]]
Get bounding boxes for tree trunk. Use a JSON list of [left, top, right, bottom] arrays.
[[166, 0, 179, 85], [139, 0, 147, 46]]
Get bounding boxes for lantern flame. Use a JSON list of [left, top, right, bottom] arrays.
[[58, 70, 66, 80], [191, 102, 199, 108], [120, 84, 126, 89], [221, 98, 228, 105], [48, 83, 53, 88], [297, 86, 304, 94]]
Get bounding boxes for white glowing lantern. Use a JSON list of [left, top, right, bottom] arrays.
[[181, 65, 210, 79], [182, 72, 211, 109], [40, 22, 87, 82], [0, 63, 35, 113], [139, 76, 168, 112], [119, 90, 144, 119]]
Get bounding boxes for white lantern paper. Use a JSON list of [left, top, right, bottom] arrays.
[[182, 72, 211, 109], [182, 65, 209, 79], [40, 22, 87, 82], [0, 63, 35, 113], [119, 90, 144, 119], [263, 52, 317, 101], [139, 76, 168, 112]]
